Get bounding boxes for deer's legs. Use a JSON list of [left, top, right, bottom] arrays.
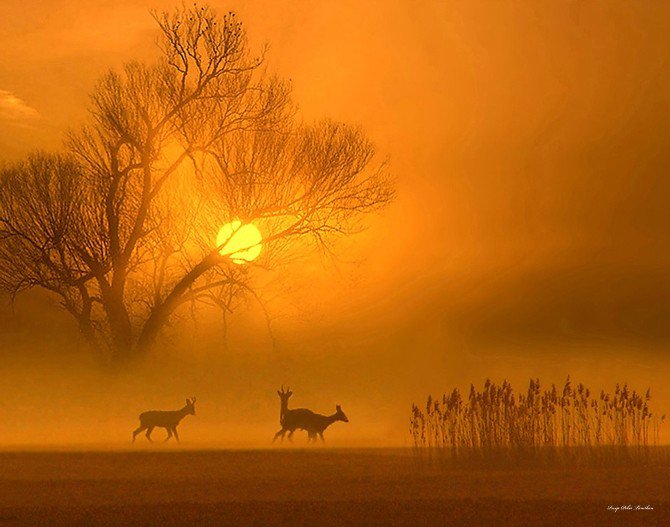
[[318, 431, 325, 443], [132, 425, 146, 443], [163, 427, 173, 443], [146, 426, 155, 442], [287, 430, 295, 443], [273, 428, 286, 443], [172, 427, 180, 443]]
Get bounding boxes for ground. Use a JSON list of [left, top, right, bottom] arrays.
[[0, 449, 667, 526]]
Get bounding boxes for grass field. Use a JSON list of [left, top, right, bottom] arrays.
[[0, 448, 667, 526]]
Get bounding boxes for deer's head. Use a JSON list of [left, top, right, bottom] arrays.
[[277, 385, 293, 404], [185, 397, 197, 415], [335, 404, 349, 423]]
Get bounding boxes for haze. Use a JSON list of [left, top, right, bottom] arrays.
[[1, 0, 669, 447]]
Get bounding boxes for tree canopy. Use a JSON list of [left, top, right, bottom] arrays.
[[0, 5, 393, 365]]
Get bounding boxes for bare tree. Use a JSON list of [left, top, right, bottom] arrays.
[[0, 4, 393, 365]]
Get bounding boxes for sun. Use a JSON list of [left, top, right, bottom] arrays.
[[216, 220, 262, 264]]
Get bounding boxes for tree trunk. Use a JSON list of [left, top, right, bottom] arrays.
[[134, 252, 223, 357], [103, 292, 134, 364]]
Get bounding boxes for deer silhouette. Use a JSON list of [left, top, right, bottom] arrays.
[[273, 386, 348, 443], [132, 397, 196, 443]]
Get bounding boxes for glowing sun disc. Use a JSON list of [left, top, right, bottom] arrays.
[[216, 220, 262, 264]]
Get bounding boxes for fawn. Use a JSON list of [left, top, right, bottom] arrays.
[[132, 397, 196, 443], [273, 386, 349, 443]]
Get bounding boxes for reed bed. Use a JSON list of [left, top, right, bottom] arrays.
[[410, 377, 665, 455]]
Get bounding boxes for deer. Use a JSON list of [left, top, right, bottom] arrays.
[[132, 397, 196, 443], [273, 386, 348, 443]]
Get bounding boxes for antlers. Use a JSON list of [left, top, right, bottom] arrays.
[[187, 397, 197, 405], [277, 385, 293, 397]]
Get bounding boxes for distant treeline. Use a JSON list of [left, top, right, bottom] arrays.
[[410, 377, 665, 450]]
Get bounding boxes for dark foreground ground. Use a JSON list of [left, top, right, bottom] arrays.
[[0, 448, 668, 526]]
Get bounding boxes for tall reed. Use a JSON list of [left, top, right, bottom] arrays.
[[410, 377, 665, 451]]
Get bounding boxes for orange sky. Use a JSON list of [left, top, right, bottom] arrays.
[[1, 1, 670, 445]]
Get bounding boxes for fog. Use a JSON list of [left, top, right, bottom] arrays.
[[1, 0, 670, 447]]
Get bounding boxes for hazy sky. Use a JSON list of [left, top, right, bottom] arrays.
[[1, 1, 670, 445]]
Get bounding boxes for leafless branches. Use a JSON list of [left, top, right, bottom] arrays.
[[0, 3, 393, 365]]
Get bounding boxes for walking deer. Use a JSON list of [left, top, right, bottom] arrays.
[[132, 397, 196, 443], [273, 386, 348, 443]]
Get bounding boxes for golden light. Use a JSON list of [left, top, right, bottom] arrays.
[[216, 220, 263, 264]]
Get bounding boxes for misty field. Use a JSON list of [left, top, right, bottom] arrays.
[[0, 449, 667, 526]]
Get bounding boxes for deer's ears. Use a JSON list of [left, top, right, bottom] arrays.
[[336, 405, 342, 411]]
